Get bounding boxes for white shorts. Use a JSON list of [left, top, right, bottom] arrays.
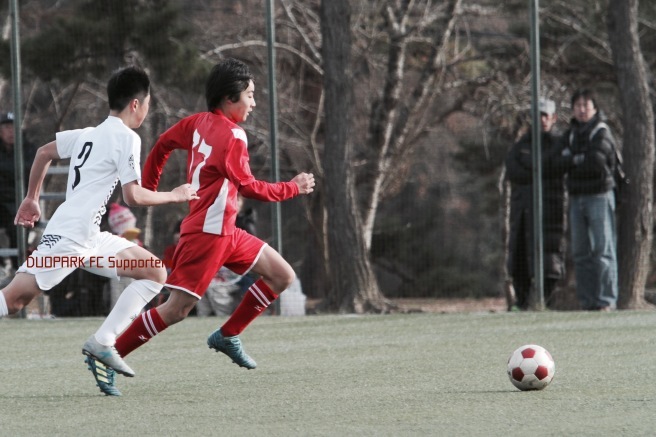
[[17, 232, 136, 291]]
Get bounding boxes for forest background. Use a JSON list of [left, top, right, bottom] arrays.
[[1, 0, 654, 313]]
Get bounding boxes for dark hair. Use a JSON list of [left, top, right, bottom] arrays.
[[570, 88, 597, 109], [205, 58, 254, 111], [107, 66, 150, 111]]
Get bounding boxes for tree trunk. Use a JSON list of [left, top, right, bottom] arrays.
[[607, 0, 655, 309], [319, 0, 390, 313]]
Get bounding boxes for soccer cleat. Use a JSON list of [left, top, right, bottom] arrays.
[[85, 356, 121, 396], [207, 329, 257, 369], [82, 335, 135, 377]]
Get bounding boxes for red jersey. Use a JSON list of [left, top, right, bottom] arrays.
[[143, 110, 299, 236]]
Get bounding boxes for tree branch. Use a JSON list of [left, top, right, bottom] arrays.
[[203, 40, 324, 76]]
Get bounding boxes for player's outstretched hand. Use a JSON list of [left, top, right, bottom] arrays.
[[171, 183, 200, 202], [292, 172, 315, 195], [14, 197, 41, 228]]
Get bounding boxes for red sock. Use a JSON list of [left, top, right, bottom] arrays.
[[115, 308, 168, 357], [221, 279, 278, 337]]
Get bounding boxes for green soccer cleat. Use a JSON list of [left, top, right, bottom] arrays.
[[85, 356, 121, 396], [207, 329, 257, 369]]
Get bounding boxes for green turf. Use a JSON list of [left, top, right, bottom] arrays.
[[2, 310, 656, 436]]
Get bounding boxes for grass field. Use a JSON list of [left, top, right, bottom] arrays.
[[2, 310, 656, 436]]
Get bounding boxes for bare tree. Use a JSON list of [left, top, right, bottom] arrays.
[[607, 0, 655, 308], [362, 0, 463, 249]]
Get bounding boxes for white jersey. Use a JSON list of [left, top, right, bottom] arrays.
[[44, 116, 141, 246]]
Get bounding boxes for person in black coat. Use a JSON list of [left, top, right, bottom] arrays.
[[560, 89, 618, 311], [505, 98, 567, 310], [0, 112, 36, 269]]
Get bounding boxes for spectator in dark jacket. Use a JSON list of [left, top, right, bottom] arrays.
[[505, 98, 566, 310], [561, 89, 618, 311], [0, 112, 36, 268]]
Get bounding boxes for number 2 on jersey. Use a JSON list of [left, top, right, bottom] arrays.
[[189, 130, 212, 191], [72, 141, 93, 190]]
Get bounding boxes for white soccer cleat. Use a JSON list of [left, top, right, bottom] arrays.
[[82, 335, 135, 377]]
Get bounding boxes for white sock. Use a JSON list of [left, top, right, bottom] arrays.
[[94, 279, 163, 346], [0, 291, 8, 317]]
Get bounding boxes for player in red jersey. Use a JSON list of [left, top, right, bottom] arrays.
[[93, 58, 314, 393]]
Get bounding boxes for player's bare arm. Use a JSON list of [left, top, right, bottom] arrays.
[[15, 141, 60, 228], [122, 180, 199, 207], [292, 172, 315, 194]]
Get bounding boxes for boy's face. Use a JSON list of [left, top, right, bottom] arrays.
[[540, 113, 556, 132], [572, 97, 596, 124], [226, 80, 256, 123]]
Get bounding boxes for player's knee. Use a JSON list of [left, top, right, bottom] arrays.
[[275, 267, 295, 292], [2, 286, 36, 315], [6, 300, 22, 314], [5, 295, 26, 315], [168, 310, 186, 324], [146, 265, 167, 284], [284, 269, 295, 289], [158, 290, 197, 325], [158, 302, 189, 325]]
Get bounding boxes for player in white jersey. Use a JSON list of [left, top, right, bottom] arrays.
[[0, 66, 198, 395]]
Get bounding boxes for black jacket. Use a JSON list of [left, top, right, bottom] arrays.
[[563, 112, 616, 196], [505, 129, 567, 279], [0, 137, 36, 206]]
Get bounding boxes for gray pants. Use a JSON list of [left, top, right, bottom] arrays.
[[196, 281, 239, 316]]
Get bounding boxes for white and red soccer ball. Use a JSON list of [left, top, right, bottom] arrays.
[[507, 344, 555, 391]]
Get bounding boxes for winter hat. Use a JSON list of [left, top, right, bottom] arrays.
[[538, 98, 556, 116], [0, 112, 14, 125], [108, 202, 141, 239]]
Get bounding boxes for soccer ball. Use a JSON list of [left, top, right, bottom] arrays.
[[507, 344, 555, 391]]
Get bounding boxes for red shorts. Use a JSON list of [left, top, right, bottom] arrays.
[[165, 228, 266, 298]]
